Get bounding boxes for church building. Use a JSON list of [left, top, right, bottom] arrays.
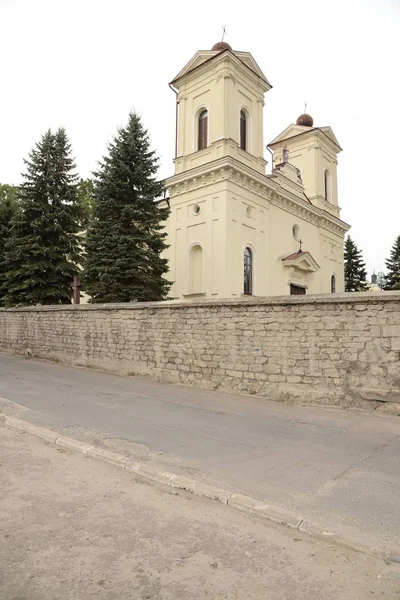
[[162, 41, 350, 299]]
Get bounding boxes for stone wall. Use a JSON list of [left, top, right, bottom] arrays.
[[1, 292, 399, 408]]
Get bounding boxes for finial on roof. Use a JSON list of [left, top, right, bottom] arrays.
[[212, 25, 232, 51], [296, 113, 314, 127], [212, 41, 232, 51]]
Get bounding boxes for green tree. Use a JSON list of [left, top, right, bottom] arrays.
[[77, 177, 95, 229], [0, 183, 19, 205], [384, 235, 400, 290], [83, 112, 171, 303], [344, 235, 368, 292], [0, 185, 18, 306], [3, 129, 83, 306]]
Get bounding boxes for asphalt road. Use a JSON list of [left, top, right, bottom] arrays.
[[1, 353, 399, 556], [2, 426, 399, 600]]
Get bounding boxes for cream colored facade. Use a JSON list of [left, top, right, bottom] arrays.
[[162, 42, 350, 299]]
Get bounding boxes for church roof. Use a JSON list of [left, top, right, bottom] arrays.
[[268, 124, 342, 152], [282, 251, 320, 272], [170, 47, 271, 90]]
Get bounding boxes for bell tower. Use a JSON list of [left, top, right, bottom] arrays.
[[164, 42, 272, 300], [170, 41, 271, 176], [268, 113, 342, 219]]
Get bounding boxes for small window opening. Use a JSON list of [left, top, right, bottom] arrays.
[[198, 110, 208, 151], [331, 274, 336, 293], [324, 169, 330, 202], [244, 247, 253, 294], [240, 110, 247, 151]]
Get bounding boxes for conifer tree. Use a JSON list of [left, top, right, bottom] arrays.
[[84, 112, 171, 303], [77, 178, 96, 229], [384, 235, 400, 290], [3, 129, 83, 306], [0, 185, 18, 306], [344, 235, 368, 292]]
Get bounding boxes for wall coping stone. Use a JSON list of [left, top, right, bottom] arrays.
[[0, 291, 399, 313]]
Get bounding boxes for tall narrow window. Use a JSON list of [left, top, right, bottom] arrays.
[[244, 247, 253, 294], [189, 245, 203, 294], [324, 169, 330, 202], [331, 274, 336, 293], [198, 110, 208, 150], [240, 110, 247, 151]]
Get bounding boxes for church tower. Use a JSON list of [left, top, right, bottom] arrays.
[[163, 42, 350, 299], [268, 113, 342, 218]]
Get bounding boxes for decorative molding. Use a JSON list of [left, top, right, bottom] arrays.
[[167, 163, 349, 237]]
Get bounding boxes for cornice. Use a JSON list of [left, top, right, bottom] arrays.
[[166, 158, 350, 236]]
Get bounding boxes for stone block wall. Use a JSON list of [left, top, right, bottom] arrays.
[[1, 292, 399, 408]]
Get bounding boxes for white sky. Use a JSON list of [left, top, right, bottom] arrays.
[[0, 0, 399, 276]]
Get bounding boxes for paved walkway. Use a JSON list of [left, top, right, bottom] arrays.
[[1, 354, 399, 556]]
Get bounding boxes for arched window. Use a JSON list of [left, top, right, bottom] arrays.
[[331, 274, 336, 293], [324, 169, 330, 202], [292, 224, 300, 240], [244, 247, 253, 295], [198, 110, 208, 151], [240, 110, 247, 151], [189, 245, 203, 294]]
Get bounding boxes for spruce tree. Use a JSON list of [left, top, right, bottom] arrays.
[[344, 235, 368, 292], [0, 185, 18, 306], [77, 178, 96, 229], [384, 235, 400, 290], [3, 129, 83, 306], [84, 112, 171, 303]]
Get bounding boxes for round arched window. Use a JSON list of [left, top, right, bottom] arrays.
[[292, 224, 300, 240], [244, 247, 253, 295], [240, 110, 247, 151], [198, 110, 208, 150]]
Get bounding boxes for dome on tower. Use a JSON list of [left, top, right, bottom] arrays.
[[211, 41, 232, 52], [296, 113, 314, 127]]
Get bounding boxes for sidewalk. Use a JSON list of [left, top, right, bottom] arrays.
[[1, 353, 399, 557]]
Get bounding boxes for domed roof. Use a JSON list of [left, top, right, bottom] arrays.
[[211, 41, 232, 52], [296, 113, 314, 127]]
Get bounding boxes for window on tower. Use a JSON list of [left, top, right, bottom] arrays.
[[324, 169, 330, 203], [189, 244, 203, 293], [243, 247, 253, 294], [198, 110, 208, 151], [331, 274, 336, 293], [240, 110, 247, 151]]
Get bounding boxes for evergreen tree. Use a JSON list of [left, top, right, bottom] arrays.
[[0, 185, 18, 306], [344, 235, 368, 292], [3, 129, 83, 306], [77, 178, 96, 229], [384, 235, 400, 290], [84, 112, 171, 303]]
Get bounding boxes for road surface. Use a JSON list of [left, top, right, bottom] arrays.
[[1, 426, 399, 599], [0, 353, 399, 556]]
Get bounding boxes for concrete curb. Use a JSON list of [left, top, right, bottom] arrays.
[[0, 414, 393, 564]]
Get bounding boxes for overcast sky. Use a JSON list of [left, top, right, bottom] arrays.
[[1, 0, 398, 276]]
